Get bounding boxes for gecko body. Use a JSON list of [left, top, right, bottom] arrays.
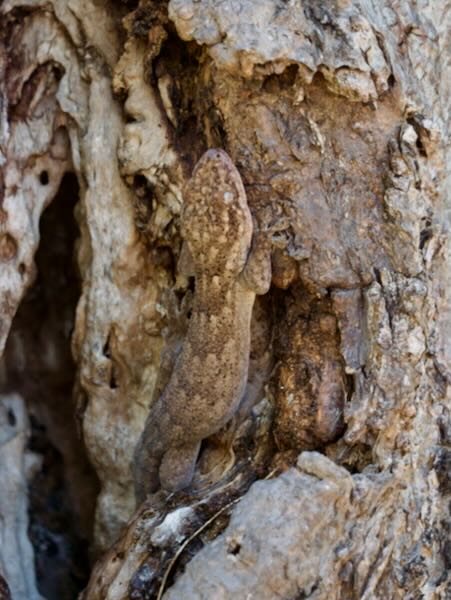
[[133, 149, 271, 501]]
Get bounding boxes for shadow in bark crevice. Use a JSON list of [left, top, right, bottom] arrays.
[[0, 171, 100, 600]]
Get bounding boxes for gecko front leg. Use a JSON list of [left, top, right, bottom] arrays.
[[241, 228, 272, 295]]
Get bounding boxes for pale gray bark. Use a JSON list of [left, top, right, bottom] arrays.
[[0, 1, 450, 599]]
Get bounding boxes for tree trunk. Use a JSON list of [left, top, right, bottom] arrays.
[[0, 1, 450, 599]]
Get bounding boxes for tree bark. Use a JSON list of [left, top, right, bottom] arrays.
[[0, 1, 450, 599]]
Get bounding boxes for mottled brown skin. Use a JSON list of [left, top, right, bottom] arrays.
[[133, 149, 271, 501]]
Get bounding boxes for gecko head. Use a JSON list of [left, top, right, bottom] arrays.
[[182, 149, 253, 277]]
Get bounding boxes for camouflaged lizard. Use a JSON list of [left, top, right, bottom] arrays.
[[133, 149, 271, 501]]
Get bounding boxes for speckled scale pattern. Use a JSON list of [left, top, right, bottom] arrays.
[[182, 149, 252, 279]]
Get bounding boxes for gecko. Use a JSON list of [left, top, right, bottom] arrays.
[[133, 149, 272, 502]]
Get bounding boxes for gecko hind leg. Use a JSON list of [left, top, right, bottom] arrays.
[[159, 441, 201, 492]]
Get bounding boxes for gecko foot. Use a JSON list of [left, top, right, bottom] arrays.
[[159, 441, 201, 492]]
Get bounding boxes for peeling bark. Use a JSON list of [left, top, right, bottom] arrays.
[[0, 393, 42, 600], [0, 0, 450, 598]]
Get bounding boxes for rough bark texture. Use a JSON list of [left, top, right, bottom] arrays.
[[0, 1, 450, 599]]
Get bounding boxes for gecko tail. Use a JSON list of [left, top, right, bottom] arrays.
[[133, 454, 161, 505], [133, 438, 162, 504]]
